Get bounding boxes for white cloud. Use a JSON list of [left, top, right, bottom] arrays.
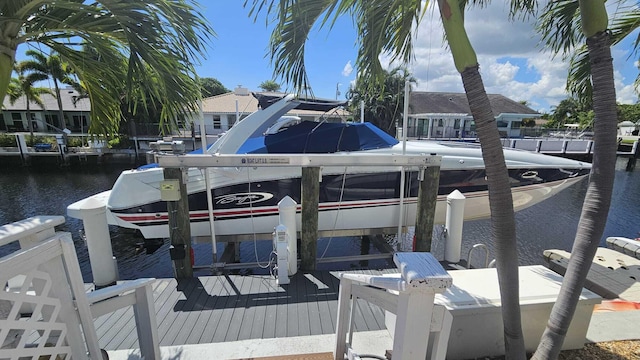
[[342, 61, 353, 77], [400, 1, 639, 112]]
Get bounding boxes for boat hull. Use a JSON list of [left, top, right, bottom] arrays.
[[107, 167, 588, 240]]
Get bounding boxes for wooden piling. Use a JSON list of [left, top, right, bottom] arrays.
[[164, 167, 193, 278], [301, 167, 320, 270], [414, 166, 441, 252]]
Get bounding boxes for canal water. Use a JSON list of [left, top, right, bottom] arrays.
[[0, 158, 638, 282]]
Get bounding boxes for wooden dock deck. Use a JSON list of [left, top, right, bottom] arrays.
[[543, 247, 640, 301], [94, 268, 397, 351]]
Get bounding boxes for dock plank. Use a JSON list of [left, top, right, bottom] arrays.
[[226, 273, 254, 341], [212, 275, 246, 342], [158, 278, 199, 345], [295, 273, 311, 337], [171, 276, 215, 345], [95, 268, 396, 351], [304, 273, 323, 336], [238, 274, 264, 340], [251, 276, 274, 339], [197, 276, 229, 344]]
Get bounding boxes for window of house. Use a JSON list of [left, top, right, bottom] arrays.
[[213, 115, 221, 129], [453, 119, 460, 129], [11, 113, 23, 129], [45, 114, 59, 128], [496, 120, 508, 128], [438, 119, 443, 127], [228, 115, 237, 128], [72, 115, 88, 130], [511, 121, 521, 129]]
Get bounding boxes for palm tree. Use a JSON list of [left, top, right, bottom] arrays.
[[531, 1, 620, 358], [0, 1, 213, 135], [8, 69, 53, 138], [346, 66, 416, 135], [19, 50, 76, 131], [258, 80, 282, 92], [245, 0, 531, 357], [538, 1, 639, 106]]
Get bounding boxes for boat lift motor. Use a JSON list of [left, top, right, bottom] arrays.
[[273, 224, 290, 285]]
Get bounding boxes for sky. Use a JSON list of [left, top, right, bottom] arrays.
[[199, 1, 639, 114], [13, 1, 639, 114]]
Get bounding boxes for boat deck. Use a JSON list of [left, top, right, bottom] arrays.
[[94, 268, 396, 351]]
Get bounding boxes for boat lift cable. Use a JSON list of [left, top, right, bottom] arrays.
[[247, 168, 276, 270], [319, 166, 348, 260]]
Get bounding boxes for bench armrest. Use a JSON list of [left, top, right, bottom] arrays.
[[86, 278, 155, 304]]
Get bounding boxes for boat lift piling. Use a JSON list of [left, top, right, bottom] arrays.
[[413, 163, 441, 252], [162, 166, 194, 279], [301, 167, 320, 270]]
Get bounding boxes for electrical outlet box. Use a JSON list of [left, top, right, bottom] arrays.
[[160, 180, 181, 201]]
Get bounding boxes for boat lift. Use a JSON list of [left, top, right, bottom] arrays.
[[156, 152, 442, 278]]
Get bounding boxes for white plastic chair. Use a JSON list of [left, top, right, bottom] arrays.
[[0, 232, 159, 359]]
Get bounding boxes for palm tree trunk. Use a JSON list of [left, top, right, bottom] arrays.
[[461, 66, 525, 360], [53, 78, 65, 130], [532, 29, 617, 360], [437, 1, 525, 358], [26, 98, 34, 138]]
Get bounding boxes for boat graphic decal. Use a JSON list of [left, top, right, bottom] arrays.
[[215, 192, 274, 206]]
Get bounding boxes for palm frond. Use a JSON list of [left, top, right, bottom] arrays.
[[566, 46, 592, 108], [537, 0, 581, 58], [352, 0, 423, 93], [3, 0, 215, 134]]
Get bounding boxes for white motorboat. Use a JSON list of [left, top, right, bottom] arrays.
[[71, 93, 591, 240]]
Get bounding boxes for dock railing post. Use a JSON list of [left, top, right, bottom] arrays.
[[414, 165, 441, 252], [66, 197, 118, 287], [301, 166, 320, 271], [164, 167, 193, 278], [444, 190, 465, 263]]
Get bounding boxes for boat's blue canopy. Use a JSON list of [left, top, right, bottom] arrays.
[[236, 121, 399, 154]]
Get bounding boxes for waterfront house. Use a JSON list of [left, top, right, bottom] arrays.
[[2, 88, 90, 134], [197, 86, 349, 136], [407, 92, 540, 139]]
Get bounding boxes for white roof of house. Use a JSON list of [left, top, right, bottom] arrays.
[[3, 87, 90, 112]]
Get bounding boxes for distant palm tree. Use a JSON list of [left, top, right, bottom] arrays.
[[346, 66, 416, 135], [259, 80, 282, 92], [19, 50, 76, 131], [0, 0, 213, 135], [8, 69, 53, 137]]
